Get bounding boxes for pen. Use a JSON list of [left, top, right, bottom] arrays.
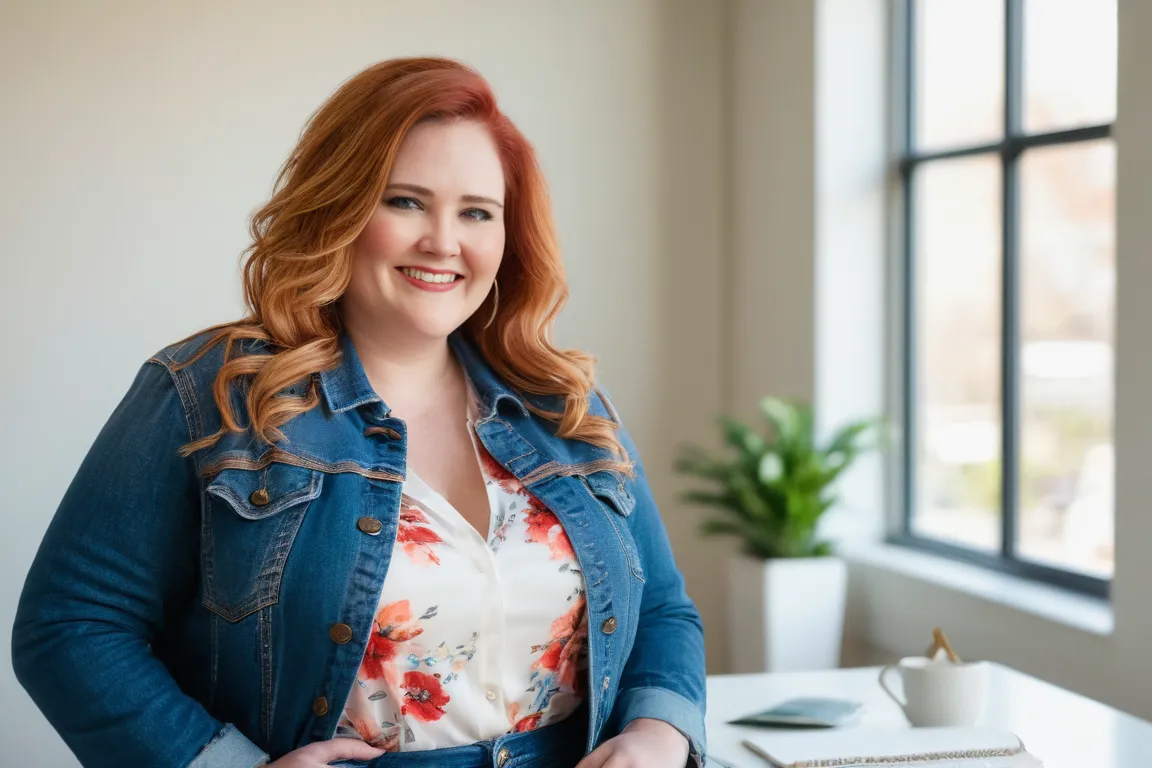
[[708, 756, 741, 768]]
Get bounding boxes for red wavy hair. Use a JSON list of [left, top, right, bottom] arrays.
[[173, 56, 627, 466]]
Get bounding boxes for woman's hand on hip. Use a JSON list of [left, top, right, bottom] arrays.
[[574, 718, 690, 768], [266, 737, 385, 767]]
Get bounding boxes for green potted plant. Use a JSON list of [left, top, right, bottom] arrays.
[[675, 396, 883, 672]]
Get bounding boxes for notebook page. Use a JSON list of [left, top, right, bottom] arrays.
[[742, 727, 1026, 767], [905, 757, 1043, 768]]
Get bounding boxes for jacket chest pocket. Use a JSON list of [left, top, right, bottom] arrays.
[[579, 471, 645, 583], [200, 462, 323, 622]]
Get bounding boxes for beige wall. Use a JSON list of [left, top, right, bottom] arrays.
[[728, 0, 818, 420], [0, 1, 728, 762]]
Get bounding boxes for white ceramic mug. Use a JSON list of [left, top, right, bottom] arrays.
[[879, 656, 989, 727]]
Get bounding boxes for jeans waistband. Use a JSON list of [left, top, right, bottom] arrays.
[[330, 704, 589, 768]]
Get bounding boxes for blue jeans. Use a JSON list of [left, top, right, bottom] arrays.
[[330, 705, 589, 768]]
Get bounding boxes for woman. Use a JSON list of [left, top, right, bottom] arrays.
[[12, 57, 706, 768]]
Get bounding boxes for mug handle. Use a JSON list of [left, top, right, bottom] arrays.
[[879, 664, 907, 708]]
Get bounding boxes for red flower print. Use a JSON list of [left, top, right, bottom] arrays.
[[524, 498, 575, 560], [398, 503, 443, 566], [362, 601, 424, 682], [477, 442, 522, 494], [556, 615, 589, 692], [349, 714, 375, 741], [513, 712, 543, 733], [361, 638, 396, 682], [399, 506, 430, 525], [533, 598, 588, 694], [400, 670, 450, 722]]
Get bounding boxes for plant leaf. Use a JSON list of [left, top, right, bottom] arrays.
[[721, 417, 766, 461], [674, 398, 881, 560], [810, 540, 834, 557], [729, 472, 772, 521], [793, 402, 815, 452], [758, 452, 784, 484], [699, 518, 749, 538], [825, 420, 878, 455], [758, 397, 796, 445], [674, 449, 733, 482]]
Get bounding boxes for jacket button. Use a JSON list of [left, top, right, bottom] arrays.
[[249, 489, 270, 506], [312, 696, 329, 717], [601, 617, 618, 634], [357, 517, 383, 535], [497, 748, 512, 767], [329, 623, 353, 644]]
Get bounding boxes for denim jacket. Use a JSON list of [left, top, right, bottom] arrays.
[[12, 330, 707, 767]]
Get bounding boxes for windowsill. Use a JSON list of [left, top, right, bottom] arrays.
[[840, 540, 1115, 637]]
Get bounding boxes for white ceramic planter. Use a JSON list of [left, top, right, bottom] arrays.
[[727, 554, 848, 673]]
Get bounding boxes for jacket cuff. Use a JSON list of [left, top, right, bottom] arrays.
[[188, 724, 270, 768], [616, 686, 707, 766]]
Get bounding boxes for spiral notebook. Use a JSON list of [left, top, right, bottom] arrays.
[[740, 726, 1044, 767]]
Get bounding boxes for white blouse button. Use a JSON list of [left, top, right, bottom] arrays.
[[486, 689, 497, 701]]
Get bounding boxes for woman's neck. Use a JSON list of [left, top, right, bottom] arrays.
[[343, 322, 463, 421]]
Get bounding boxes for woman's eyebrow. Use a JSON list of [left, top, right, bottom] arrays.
[[386, 182, 504, 208]]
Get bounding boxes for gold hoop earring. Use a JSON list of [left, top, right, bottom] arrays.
[[482, 279, 500, 330]]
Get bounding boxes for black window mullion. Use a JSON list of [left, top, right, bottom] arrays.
[[900, 0, 917, 537], [901, 163, 917, 538], [1001, 0, 1024, 561], [900, 124, 1113, 169], [1005, 0, 1024, 134]]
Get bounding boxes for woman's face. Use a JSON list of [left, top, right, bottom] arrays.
[[345, 118, 506, 342]]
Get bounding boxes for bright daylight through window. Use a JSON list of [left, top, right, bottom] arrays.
[[897, 0, 1117, 595]]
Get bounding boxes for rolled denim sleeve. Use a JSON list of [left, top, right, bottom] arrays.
[[12, 359, 269, 768], [189, 725, 271, 768], [610, 421, 708, 765]]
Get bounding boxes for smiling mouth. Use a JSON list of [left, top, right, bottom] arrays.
[[397, 267, 462, 284]]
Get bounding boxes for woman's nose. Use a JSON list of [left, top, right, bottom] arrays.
[[417, 215, 460, 259]]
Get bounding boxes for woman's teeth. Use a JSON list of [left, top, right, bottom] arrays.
[[400, 267, 459, 284]]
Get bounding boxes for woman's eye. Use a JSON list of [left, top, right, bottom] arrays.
[[385, 196, 422, 210], [462, 208, 493, 222]]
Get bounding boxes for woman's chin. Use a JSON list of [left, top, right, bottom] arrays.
[[398, 313, 469, 341]]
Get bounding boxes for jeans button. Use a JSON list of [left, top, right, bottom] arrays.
[[497, 747, 512, 767]]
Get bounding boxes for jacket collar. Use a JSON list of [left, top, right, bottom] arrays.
[[448, 333, 529, 419], [318, 333, 383, 414], [317, 331, 528, 418]]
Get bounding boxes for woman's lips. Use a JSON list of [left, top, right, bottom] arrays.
[[396, 266, 462, 293]]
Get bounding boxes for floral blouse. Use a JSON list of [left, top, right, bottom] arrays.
[[336, 398, 589, 752]]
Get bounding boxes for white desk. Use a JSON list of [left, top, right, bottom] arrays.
[[705, 664, 1152, 767]]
